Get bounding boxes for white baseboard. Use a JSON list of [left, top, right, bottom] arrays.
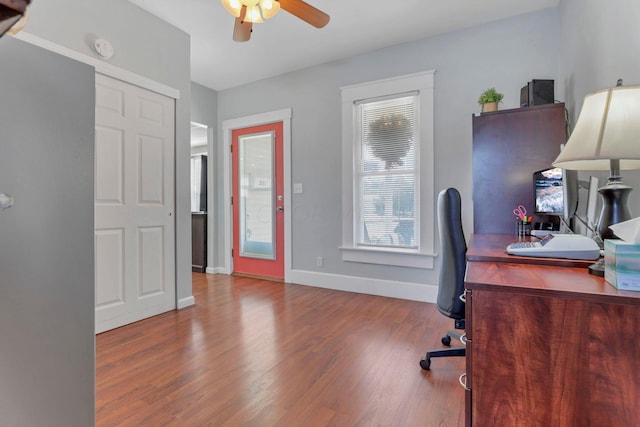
[[286, 269, 438, 303], [177, 296, 195, 309], [205, 267, 226, 275]]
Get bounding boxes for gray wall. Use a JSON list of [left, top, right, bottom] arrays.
[[216, 8, 560, 285], [25, 0, 194, 302], [192, 81, 218, 126], [191, 82, 218, 269], [0, 38, 95, 427], [558, 0, 640, 217]]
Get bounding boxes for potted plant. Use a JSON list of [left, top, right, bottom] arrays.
[[478, 87, 504, 113], [367, 113, 413, 169]]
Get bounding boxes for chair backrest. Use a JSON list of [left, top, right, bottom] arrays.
[[436, 188, 467, 320]]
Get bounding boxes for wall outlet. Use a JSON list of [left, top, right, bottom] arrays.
[[293, 183, 303, 194], [316, 256, 324, 267]]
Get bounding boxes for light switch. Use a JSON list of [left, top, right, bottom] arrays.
[[293, 183, 303, 194]]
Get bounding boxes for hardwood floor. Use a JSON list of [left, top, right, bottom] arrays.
[[96, 273, 465, 426]]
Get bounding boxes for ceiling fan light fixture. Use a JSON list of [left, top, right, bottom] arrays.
[[228, 0, 329, 41], [259, 0, 280, 19], [221, 0, 242, 17], [244, 5, 263, 23]]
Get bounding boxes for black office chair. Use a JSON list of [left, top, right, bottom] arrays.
[[420, 187, 467, 370]]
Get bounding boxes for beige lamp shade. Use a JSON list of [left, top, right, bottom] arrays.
[[553, 85, 640, 171]]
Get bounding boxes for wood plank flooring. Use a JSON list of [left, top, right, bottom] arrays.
[[96, 273, 465, 426]]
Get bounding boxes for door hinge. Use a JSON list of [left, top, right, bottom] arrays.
[[230, 144, 233, 153], [231, 196, 233, 205], [231, 248, 234, 257]]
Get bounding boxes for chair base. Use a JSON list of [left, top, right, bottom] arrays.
[[420, 330, 466, 371], [420, 347, 465, 370]]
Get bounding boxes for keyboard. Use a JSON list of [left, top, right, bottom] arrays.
[[508, 242, 539, 249], [506, 234, 600, 260]]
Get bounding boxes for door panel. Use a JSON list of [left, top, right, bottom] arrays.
[[232, 122, 284, 279], [95, 126, 124, 204], [95, 73, 176, 333], [95, 228, 125, 308]]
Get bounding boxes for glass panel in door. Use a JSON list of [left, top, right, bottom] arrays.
[[238, 132, 275, 259]]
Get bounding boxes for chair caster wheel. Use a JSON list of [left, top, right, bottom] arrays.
[[420, 357, 431, 370], [441, 335, 451, 346]]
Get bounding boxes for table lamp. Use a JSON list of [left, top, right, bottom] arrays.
[[553, 80, 640, 276]]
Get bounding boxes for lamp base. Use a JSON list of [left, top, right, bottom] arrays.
[[596, 179, 632, 240], [588, 259, 605, 277]]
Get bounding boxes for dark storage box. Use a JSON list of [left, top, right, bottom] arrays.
[[520, 79, 554, 107]]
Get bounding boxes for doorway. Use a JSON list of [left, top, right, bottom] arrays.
[[191, 122, 209, 273]]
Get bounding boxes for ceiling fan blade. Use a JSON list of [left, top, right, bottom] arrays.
[[278, 0, 330, 28], [233, 5, 252, 42]]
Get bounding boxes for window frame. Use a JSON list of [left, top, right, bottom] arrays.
[[340, 71, 436, 269]]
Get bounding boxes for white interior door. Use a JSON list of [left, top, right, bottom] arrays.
[[95, 73, 176, 334]]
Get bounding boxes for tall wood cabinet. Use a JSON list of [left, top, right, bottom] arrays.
[[192, 212, 207, 272], [472, 103, 566, 234]]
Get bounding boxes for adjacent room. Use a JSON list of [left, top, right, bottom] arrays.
[[1, 0, 639, 425]]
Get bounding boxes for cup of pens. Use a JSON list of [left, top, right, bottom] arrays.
[[513, 205, 532, 237]]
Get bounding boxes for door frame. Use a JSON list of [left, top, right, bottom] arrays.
[[222, 108, 292, 280]]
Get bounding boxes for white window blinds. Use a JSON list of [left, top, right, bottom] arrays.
[[356, 94, 419, 249]]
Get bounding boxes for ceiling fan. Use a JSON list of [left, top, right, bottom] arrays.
[[221, 0, 330, 42]]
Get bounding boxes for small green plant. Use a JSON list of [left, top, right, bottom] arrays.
[[478, 87, 504, 105]]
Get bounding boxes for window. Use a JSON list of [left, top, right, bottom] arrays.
[[340, 71, 435, 268], [357, 94, 419, 249]]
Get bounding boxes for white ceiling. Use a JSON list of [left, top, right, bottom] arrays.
[[128, 0, 559, 91]]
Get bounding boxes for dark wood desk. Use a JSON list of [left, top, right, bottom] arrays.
[[467, 233, 595, 268], [464, 234, 640, 427]]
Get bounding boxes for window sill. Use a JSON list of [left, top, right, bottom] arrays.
[[340, 246, 435, 269]]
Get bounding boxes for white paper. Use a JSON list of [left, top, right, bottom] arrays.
[[610, 217, 640, 243]]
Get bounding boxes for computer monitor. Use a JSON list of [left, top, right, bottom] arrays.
[[533, 167, 578, 219]]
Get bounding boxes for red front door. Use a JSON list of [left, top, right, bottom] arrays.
[[232, 122, 284, 280]]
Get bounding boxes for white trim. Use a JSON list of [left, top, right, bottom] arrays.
[[340, 247, 435, 269], [177, 296, 195, 309], [205, 267, 226, 275], [206, 126, 216, 272], [287, 269, 438, 303], [11, 31, 180, 99], [341, 70, 436, 267], [340, 70, 435, 103], [222, 108, 293, 280]]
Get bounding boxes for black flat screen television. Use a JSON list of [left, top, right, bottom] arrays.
[[533, 167, 578, 218]]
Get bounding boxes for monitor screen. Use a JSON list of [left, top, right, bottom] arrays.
[[534, 167, 564, 215]]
